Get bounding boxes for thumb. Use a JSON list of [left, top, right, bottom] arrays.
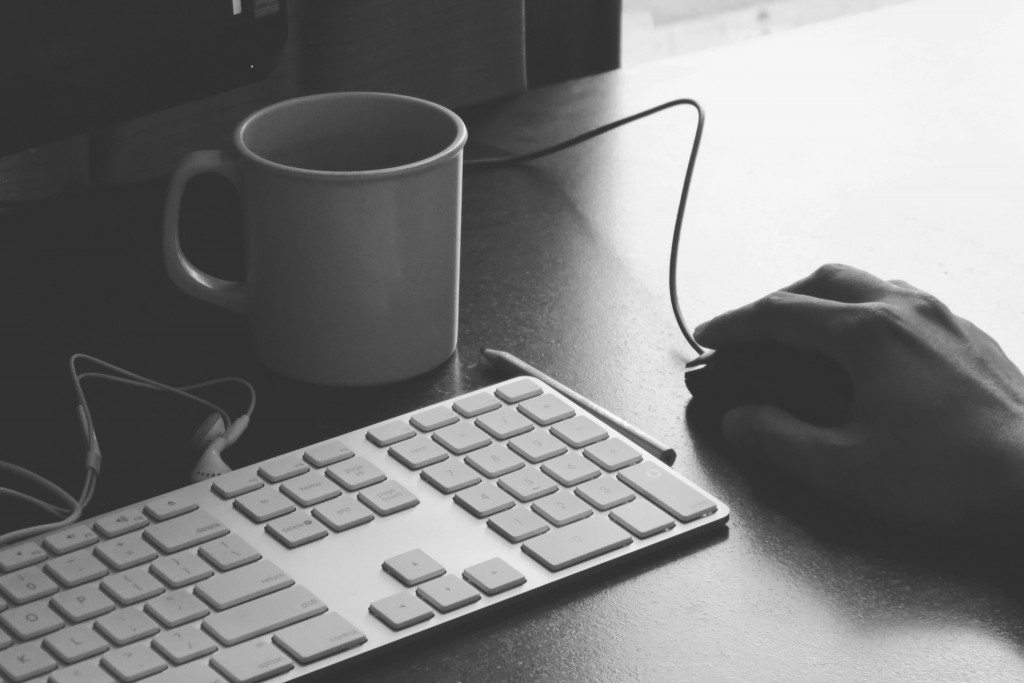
[[721, 405, 848, 490]]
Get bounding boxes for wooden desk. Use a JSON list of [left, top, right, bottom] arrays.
[[2, 0, 1023, 678]]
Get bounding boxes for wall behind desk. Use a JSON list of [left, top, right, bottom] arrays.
[[0, 0, 526, 200]]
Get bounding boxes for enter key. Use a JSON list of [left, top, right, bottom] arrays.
[[617, 462, 717, 523]]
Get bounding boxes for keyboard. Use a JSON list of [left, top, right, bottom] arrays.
[[0, 377, 729, 682]]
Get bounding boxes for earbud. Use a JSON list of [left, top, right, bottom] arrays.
[[189, 414, 250, 482], [191, 438, 231, 482], [190, 413, 226, 451]]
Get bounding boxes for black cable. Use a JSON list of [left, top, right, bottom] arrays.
[[465, 99, 705, 356]]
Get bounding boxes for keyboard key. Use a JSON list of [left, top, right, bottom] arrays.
[[144, 510, 229, 554], [357, 481, 420, 516], [610, 499, 677, 538], [487, 507, 550, 542], [517, 393, 575, 425], [541, 453, 602, 486], [326, 456, 387, 491], [145, 589, 211, 628], [522, 516, 633, 571], [151, 625, 218, 664], [279, 471, 342, 506], [94, 533, 158, 571], [94, 508, 149, 538], [507, 431, 567, 463], [101, 568, 165, 606], [43, 525, 98, 555], [101, 641, 168, 681], [144, 494, 199, 522], [233, 489, 295, 523], [420, 459, 481, 493], [211, 639, 293, 682], [369, 592, 434, 630], [383, 549, 445, 586], [618, 462, 718, 522], [198, 536, 261, 572], [0, 542, 46, 572], [462, 558, 526, 595], [575, 477, 635, 510], [465, 444, 526, 478], [452, 392, 501, 417], [583, 437, 643, 471], [258, 457, 309, 483], [532, 490, 594, 527], [273, 612, 366, 663], [150, 551, 215, 588], [50, 584, 115, 622], [202, 585, 327, 646], [497, 468, 559, 502], [432, 423, 491, 455], [454, 483, 515, 518], [1, 602, 64, 639], [211, 470, 264, 499], [265, 512, 329, 548], [495, 379, 543, 403], [94, 607, 160, 645], [409, 405, 459, 432], [0, 643, 57, 681], [50, 661, 114, 683], [195, 560, 293, 611], [550, 415, 608, 449], [366, 419, 416, 447], [312, 498, 374, 532], [475, 407, 534, 440], [0, 566, 58, 604], [44, 623, 109, 663], [303, 441, 354, 468], [150, 658, 224, 683], [415, 574, 481, 613], [0, 627, 8, 649], [389, 435, 449, 470]]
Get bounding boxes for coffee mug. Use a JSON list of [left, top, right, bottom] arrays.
[[163, 92, 468, 385]]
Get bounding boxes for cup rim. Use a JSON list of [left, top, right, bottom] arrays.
[[234, 91, 468, 179]]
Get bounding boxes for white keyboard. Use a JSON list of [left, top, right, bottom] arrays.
[[0, 377, 729, 682]]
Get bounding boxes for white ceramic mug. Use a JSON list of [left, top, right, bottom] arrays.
[[163, 92, 467, 385]]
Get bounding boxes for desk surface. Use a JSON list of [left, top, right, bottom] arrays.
[[4, 0, 1024, 679]]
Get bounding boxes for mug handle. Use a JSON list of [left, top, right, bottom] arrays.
[[162, 150, 247, 314]]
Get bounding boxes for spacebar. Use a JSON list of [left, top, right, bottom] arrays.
[[202, 585, 328, 646], [522, 516, 632, 571]]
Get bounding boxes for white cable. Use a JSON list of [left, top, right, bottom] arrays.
[[0, 356, 255, 547]]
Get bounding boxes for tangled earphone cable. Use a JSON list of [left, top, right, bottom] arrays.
[[0, 356, 255, 547]]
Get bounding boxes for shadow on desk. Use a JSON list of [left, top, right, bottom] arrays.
[[685, 401, 1024, 656]]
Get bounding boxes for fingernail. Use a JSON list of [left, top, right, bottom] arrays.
[[693, 322, 708, 339]]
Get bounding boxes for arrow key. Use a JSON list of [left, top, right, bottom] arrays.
[[416, 574, 480, 613], [369, 592, 434, 630], [462, 558, 526, 596], [382, 549, 445, 586]]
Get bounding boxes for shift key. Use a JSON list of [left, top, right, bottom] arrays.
[[617, 462, 717, 522], [203, 585, 328, 646], [144, 510, 229, 554], [194, 559, 294, 610]]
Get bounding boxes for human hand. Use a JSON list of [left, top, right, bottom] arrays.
[[694, 264, 1024, 538]]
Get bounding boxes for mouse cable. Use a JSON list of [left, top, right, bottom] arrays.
[[464, 98, 705, 356]]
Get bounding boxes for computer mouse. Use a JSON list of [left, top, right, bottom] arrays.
[[684, 341, 853, 427]]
